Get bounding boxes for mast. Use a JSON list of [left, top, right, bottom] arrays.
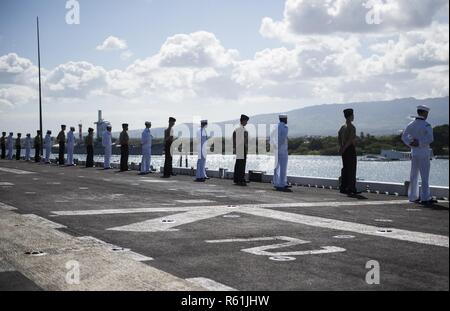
[[37, 17, 43, 155]]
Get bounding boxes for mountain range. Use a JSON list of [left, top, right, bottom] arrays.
[[120, 96, 449, 138]]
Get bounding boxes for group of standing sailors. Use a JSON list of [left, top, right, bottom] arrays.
[[0, 105, 437, 203]]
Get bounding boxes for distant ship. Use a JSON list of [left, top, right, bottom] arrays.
[[361, 149, 434, 162]]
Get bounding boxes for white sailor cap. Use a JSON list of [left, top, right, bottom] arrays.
[[417, 105, 430, 112], [279, 114, 288, 118]]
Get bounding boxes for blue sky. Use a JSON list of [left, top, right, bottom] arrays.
[[0, 0, 285, 69], [0, 0, 448, 133]]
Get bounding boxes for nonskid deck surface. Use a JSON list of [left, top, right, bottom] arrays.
[[0, 160, 448, 290]]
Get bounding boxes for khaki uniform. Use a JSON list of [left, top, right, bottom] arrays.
[[338, 123, 357, 193]]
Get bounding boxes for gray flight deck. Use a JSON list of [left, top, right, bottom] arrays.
[[0, 159, 448, 291]]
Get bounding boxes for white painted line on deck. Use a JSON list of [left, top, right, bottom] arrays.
[[51, 207, 192, 216], [0, 167, 35, 174], [0, 182, 14, 186], [50, 200, 448, 248], [141, 179, 176, 183], [175, 199, 216, 204], [242, 206, 449, 248], [186, 277, 237, 291], [206, 236, 347, 258], [108, 208, 230, 232]]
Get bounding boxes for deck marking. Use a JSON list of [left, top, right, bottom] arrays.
[[141, 179, 176, 183], [0, 167, 35, 174], [186, 278, 237, 291], [206, 236, 346, 259], [108, 209, 230, 232], [0, 182, 14, 186], [50, 200, 448, 248], [175, 199, 215, 204], [52, 207, 191, 216], [53, 200, 409, 216]]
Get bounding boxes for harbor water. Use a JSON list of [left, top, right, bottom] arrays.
[[65, 154, 449, 187]]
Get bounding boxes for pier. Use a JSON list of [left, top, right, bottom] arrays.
[[0, 159, 448, 290]]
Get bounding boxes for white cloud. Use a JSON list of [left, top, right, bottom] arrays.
[[261, 0, 448, 38], [0, 53, 39, 85], [44, 61, 108, 98], [1, 14, 448, 134], [96, 36, 128, 51], [157, 31, 239, 68]]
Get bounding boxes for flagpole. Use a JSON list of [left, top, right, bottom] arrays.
[[37, 16, 43, 155]]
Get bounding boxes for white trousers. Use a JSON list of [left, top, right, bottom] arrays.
[[104, 146, 112, 168], [25, 148, 31, 161], [45, 146, 51, 163], [7, 146, 13, 160], [409, 152, 431, 202], [196, 158, 207, 179], [141, 148, 152, 173], [67, 144, 74, 165], [273, 155, 288, 188]]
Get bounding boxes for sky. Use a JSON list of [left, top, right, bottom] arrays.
[[0, 0, 449, 133]]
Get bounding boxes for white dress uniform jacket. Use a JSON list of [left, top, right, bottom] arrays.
[[272, 122, 289, 188], [102, 131, 112, 169], [66, 131, 75, 165], [24, 137, 32, 161], [196, 127, 208, 179], [140, 128, 153, 173], [44, 134, 53, 163], [402, 117, 434, 202]]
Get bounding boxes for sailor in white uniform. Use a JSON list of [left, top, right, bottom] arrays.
[[6, 132, 13, 160], [66, 127, 76, 166], [140, 121, 153, 175], [401, 105, 437, 205], [272, 114, 291, 192], [102, 124, 113, 169], [195, 120, 209, 182], [24, 134, 32, 161], [44, 130, 53, 164]]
